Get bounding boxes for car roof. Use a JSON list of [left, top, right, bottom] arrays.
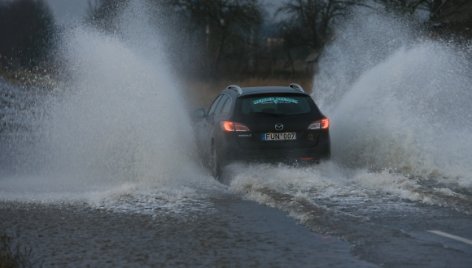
[[222, 85, 309, 97]]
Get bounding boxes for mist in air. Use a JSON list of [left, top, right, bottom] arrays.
[[0, 2, 471, 216], [1, 2, 472, 267], [0, 2, 218, 205], [314, 11, 472, 186], [229, 10, 472, 216]]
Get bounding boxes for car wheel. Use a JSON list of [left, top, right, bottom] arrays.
[[210, 145, 223, 181]]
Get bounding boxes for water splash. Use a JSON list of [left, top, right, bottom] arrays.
[[314, 12, 472, 188], [0, 2, 220, 208], [229, 11, 472, 217]]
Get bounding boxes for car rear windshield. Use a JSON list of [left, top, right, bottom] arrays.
[[238, 94, 316, 116]]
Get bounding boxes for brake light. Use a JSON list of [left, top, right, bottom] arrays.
[[308, 117, 330, 130], [220, 121, 250, 132], [321, 118, 330, 129]]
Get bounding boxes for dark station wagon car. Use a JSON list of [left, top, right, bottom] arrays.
[[193, 84, 330, 179]]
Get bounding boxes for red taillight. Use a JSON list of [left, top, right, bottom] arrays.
[[220, 121, 250, 132], [320, 118, 330, 129], [221, 121, 235, 132], [308, 117, 330, 130]]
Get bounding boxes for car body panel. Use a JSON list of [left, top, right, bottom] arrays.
[[192, 85, 331, 175]]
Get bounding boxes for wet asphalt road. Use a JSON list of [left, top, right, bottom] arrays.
[[1, 192, 472, 267], [0, 197, 371, 267]]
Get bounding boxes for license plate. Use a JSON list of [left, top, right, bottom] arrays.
[[262, 132, 297, 141]]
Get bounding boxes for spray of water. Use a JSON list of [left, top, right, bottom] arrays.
[[229, 11, 472, 215], [314, 12, 472, 188], [2, 5, 470, 216], [0, 2, 220, 208]]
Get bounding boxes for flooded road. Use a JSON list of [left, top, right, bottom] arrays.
[[1, 175, 471, 267], [227, 166, 472, 267], [1, 3, 472, 267], [0, 196, 372, 267]]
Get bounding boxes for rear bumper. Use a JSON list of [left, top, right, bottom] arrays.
[[219, 132, 331, 163]]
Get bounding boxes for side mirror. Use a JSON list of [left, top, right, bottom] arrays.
[[191, 108, 207, 121]]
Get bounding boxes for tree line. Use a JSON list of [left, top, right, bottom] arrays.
[[0, 0, 471, 79]]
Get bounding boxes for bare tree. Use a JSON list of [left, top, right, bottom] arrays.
[[275, 0, 362, 73], [169, 0, 262, 74], [370, 0, 472, 36], [277, 0, 364, 50]]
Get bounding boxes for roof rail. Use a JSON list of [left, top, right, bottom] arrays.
[[227, 84, 243, 95], [289, 83, 305, 93]]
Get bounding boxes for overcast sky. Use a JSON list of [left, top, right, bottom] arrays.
[[45, 0, 284, 25]]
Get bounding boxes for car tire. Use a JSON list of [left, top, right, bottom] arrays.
[[210, 145, 223, 181]]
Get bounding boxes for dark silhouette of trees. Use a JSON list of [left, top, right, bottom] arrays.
[[274, 0, 362, 74], [0, 0, 56, 70], [169, 0, 263, 76], [277, 0, 370, 50], [277, 0, 353, 51], [429, 0, 472, 37], [1, 0, 470, 80], [370, 0, 472, 37]]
